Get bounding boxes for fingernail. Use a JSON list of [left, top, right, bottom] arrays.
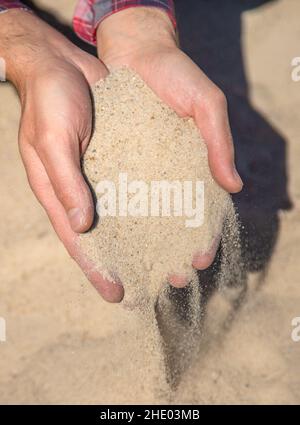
[[68, 207, 86, 232]]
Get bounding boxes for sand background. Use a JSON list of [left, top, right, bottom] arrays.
[[0, 0, 300, 404]]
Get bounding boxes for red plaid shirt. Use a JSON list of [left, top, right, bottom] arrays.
[[0, 0, 176, 45]]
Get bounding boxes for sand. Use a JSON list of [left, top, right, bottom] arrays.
[[0, 0, 300, 405], [79, 68, 241, 393], [80, 68, 231, 300]]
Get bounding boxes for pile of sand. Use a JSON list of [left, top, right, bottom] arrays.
[[80, 68, 232, 301]]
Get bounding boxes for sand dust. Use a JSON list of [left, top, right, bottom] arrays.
[[0, 0, 300, 405]]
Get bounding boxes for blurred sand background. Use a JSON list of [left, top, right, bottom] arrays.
[[0, 0, 300, 404]]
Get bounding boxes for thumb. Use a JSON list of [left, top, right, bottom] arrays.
[[35, 133, 94, 233]]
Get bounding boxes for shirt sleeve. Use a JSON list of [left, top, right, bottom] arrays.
[[0, 1, 29, 13], [73, 0, 176, 46]]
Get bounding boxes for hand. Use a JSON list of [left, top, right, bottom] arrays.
[[0, 10, 123, 302], [97, 8, 243, 286]]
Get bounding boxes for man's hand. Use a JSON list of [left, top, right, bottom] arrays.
[[0, 10, 123, 302], [97, 7, 243, 286]]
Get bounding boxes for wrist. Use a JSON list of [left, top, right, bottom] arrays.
[[0, 9, 77, 93], [96, 7, 177, 65]]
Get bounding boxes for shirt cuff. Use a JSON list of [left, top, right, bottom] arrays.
[[73, 0, 176, 46]]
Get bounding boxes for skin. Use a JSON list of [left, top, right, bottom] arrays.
[[0, 8, 242, 301]]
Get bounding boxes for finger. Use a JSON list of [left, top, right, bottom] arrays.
[[168, 273, 189, 288], [20, 143, 124, 303], [194, 89, 243, 193], [78, 255, 124, 303], [168, 235, 221, 286], [35, 132, 94, 233], [192, 235, 221, 270]]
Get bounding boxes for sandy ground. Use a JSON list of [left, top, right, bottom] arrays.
[[0, 0, 300, 404]]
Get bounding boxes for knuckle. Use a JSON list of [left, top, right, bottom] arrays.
[[40, 129, 58, 148], [33, 129, 55, 155], [35, 129, 71, 159]]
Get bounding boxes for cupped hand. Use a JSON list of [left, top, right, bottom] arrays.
[[7, 12, 124, 302], [97, 7, 243, 286]]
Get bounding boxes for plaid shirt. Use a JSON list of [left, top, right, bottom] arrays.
[[0, 0, 176, 45]]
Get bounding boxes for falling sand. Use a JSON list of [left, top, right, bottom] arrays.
[[80, 68, 242, 400]]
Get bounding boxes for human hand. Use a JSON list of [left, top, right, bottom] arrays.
[[0, 10, 124, 302], [96, 7, 243, 286]]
